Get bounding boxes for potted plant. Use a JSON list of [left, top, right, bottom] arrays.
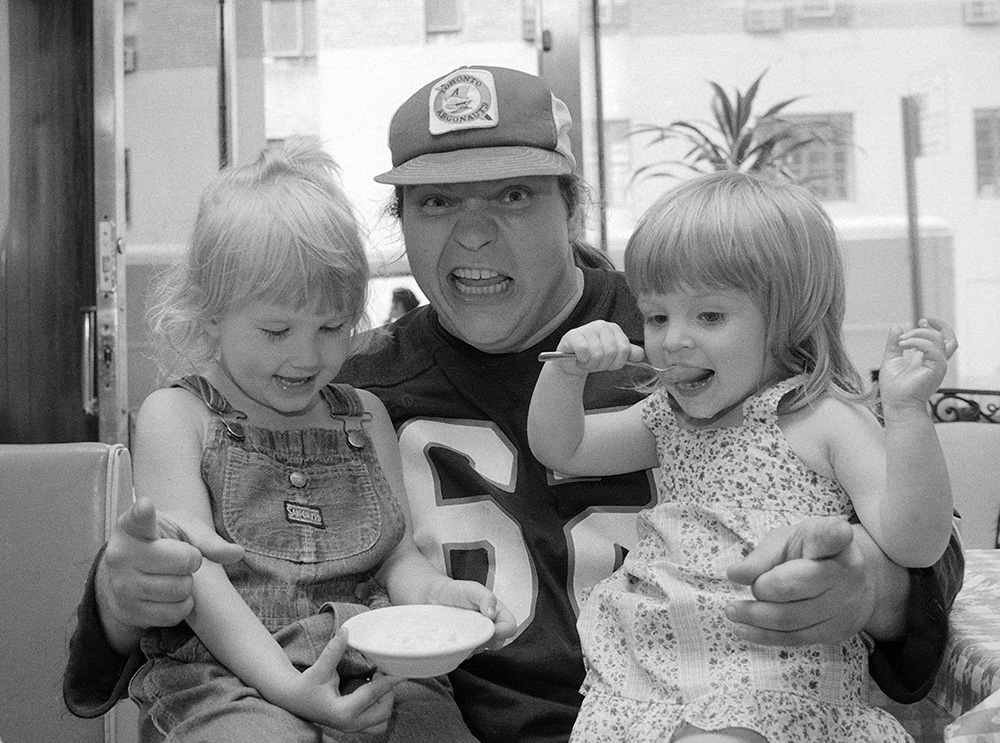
[[631, 70, 825, 184]]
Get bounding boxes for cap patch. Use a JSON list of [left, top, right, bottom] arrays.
[[428, 68, 498, 136]]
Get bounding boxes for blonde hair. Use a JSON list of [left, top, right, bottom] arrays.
[[149, 136, 371, 379], [624, 170, 868, 411]]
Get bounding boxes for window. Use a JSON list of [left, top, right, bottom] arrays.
[[744, 1, 785, 33], [426, 0, 463, 34], [790, 0, 853, 28], [975, 109, 1000, 198], [263, 0, 317, 58], [781, 114, 854, 201], [796, 0, 836, 18], [963, 0, 1000, 25], [598, 0, 631, 33], [602, 119, 633, 207]]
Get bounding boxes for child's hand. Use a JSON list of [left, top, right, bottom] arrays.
[[549, 320, 645, 375], [279, 630, 403, 733], [879, 318, 953, 414], [434, 579, 518, 651]]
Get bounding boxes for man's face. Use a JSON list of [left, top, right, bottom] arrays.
[[401, 176, 583, 353]]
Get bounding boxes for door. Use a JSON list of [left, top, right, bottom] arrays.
[[0, 0, 127, 444]]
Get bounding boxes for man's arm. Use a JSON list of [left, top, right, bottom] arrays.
[[63, 546, 145, 718], [63, 500, 244, 718], [726, 516, 963, 701], [868, 529, 963, 702]]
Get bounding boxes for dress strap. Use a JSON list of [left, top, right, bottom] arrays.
[[172, 375, 247, 440], [744, 376, 806, 422], [319, 384, 372, 449]]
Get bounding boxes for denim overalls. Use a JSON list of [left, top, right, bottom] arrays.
[[131, 378, 475, 743]]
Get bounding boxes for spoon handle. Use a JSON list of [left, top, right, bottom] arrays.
[[537, 351, 666, 373], [537, 351, 576, 361]]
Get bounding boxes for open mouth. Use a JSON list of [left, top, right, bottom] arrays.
[[450, 267, 512, 296], [670, 369, 715, 393], [275, 374, 315, 390]]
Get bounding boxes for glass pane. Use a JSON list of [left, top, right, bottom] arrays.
[[587, 1, 1000, 386], [264, 0, 301, 55], [121, 0, 1000, 397], [122, 1, 546, 380]]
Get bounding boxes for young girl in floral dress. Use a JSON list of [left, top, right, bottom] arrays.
[[528, 170, 953, 742]]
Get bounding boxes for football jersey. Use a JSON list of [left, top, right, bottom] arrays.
[[338, 268, 656, 743], [335, 266, 960, 742]]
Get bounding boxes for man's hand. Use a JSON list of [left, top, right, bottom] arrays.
[[96, 498, 245, 654], [725, 517, 908, 646]]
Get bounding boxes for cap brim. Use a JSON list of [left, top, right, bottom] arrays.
[[374, 146, 574, 185]]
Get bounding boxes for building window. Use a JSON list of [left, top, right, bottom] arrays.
[[782, 114, 854, 201], [975, 109, 1000, 198], [598, 0, 631, 33], [426, 0, 463, 34], [796, 0, 837, 18], [791, 0, 853, 28], [744, 0, 785, 33], [263, 0, 317, 58], [963, 0, 1000, 26]]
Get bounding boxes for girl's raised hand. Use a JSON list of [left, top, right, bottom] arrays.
[[550, 320, 645, 375], [879, 318, 953, 411]]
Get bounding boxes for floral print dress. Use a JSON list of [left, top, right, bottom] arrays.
[[571, 379, 912, 743]]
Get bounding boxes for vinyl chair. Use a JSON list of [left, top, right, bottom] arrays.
[[930, 389, 1000, 550], [0, 442, 135, 743]]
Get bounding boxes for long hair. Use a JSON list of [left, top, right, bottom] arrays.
[[148, 135, 371, 379], [624, 170, 868, 411]]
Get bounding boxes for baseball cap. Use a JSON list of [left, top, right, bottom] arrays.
[[374, 65, 577, 185]]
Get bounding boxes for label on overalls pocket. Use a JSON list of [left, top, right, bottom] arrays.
[[284, 501, 326, 529]]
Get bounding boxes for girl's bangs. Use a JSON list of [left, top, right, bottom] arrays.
[[627, 206, 765, 298]]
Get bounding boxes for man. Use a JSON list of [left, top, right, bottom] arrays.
[[65, 66, 961, 742]]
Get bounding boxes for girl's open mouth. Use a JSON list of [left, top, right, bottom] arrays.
[[275, 374, 315, 390]]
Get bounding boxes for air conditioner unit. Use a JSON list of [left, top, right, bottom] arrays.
[[744, 3, 784, 32], [963, 0, 1000, 25]]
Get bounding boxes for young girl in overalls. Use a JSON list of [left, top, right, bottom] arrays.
[[129, 136, 515, 742], [528, 170, 954, 742]]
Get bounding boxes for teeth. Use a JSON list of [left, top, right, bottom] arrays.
[[673, 370, 714, 390], [277, 376, 311, 389], [451, 267, 511, 295], [677, 377, 711, 390], [453, 267, 500, 280], [457, 282, 508, 295]]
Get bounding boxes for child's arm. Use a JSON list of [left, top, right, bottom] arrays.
[[873, 319, 954, 566], [132, 390, 400, 732], [359, 390, 517, 643], [786, 320, 953, 568], [527, 320, 658, 477]]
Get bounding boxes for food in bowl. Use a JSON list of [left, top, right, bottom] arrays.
[[342, 604, 496, 678]]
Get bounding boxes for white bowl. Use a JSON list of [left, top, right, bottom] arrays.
[[342, 604, 495, 678]]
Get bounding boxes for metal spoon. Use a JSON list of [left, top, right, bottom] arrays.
[[537, 350, 669, 374]]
